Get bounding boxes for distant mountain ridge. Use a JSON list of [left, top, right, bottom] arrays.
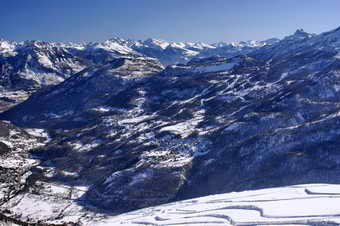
[[0, 36, 280, 92]]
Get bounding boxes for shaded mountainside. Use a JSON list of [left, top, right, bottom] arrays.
[[1, 27, 340, 225]]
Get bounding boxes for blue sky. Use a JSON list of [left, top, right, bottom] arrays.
[[1, 0, 340, 43]]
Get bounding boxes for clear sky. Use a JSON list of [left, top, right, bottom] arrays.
[[1, 0, 340, 43]]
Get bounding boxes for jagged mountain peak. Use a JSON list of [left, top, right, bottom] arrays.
[[212, 40, 267, 48], [294, 28, 307, 35], [283, 28, 314, 41], [143, 38, 170, 49], [184, 41, 216, 50], [234, 40, 265, 48], [107, 36, 136, 47], [87, 40, 138, 56], [0, 39, 16, 53]]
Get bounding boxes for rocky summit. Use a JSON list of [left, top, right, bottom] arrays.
[[1, 26, 340, 225]]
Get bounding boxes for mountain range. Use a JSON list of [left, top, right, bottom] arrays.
[[1, 26, 340, 225], [0, 36, 279, 92]]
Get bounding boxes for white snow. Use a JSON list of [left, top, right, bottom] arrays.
[[160, 118, 202, 138], [0, 157, 37, 169], [70, 139, 102, 152], [37, 53, 54, 69], [119, 115, 151, 124], [96, 40, 135, 55], [184, 42, 216, 50], [92, 106, 115, 112], [0, 40, 16, 55], [25, 128, 50, 141], [170, 42, 186, 49], [144, 39, 169, 49], [97, 184, 340, 226]]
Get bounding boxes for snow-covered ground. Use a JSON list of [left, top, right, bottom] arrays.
[[96, 184, 340, 226], [3, 183, 340, 225]]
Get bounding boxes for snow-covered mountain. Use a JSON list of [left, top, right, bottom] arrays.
[[123, 38, 279, 65], [0, 36, 275, 94], [196, 38, 280, 59], [0, 39, 141, 92], [128, 38, 215, 65], [0, 40, 85, 90], [2, 26, 340, 225]]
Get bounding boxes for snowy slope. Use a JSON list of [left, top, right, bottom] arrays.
[[2, 183, 340, 225], [100, 184, 340, 226]]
